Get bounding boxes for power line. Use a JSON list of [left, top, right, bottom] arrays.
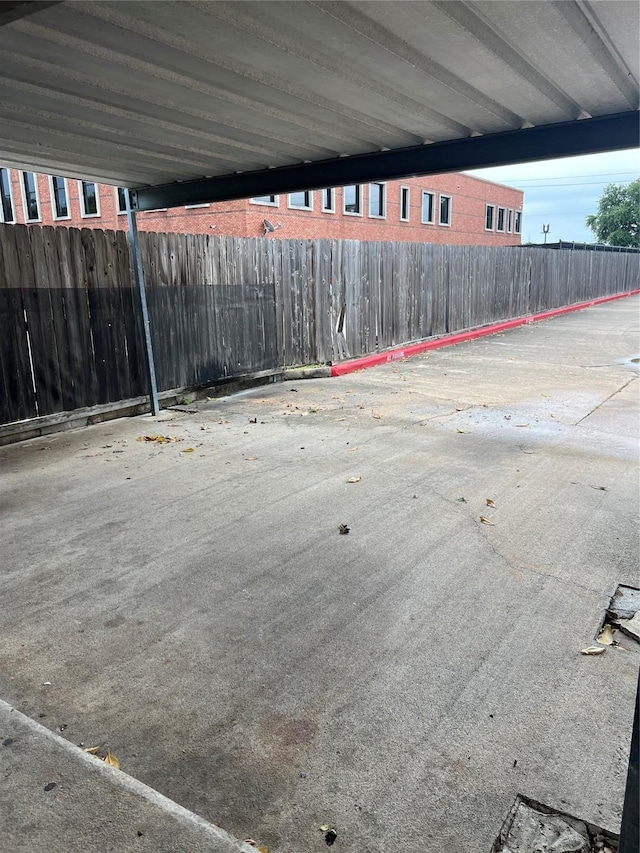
[[518, 179, 636, 188], [492, 170, 638, 182]]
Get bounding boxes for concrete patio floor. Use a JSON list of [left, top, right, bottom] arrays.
[[1, 296, 639, 853]]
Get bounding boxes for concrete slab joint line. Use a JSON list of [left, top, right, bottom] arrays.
[[0, 699, 256, 853], [330, 288, 640, 376]]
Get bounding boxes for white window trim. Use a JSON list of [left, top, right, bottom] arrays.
[[343, 185, 363, 217], [421, 190, 435, 225], [49, 175, 71, 221], [399, 185, 410, 222], [116, 187, 128, 215], [288, 191, 313, 211], [485, 204, 495, 232], [496, 206, 506, 233], [250, 196, 279, 206], [0, 168, 15, 224], [368, 182, 387, 219], [438, 193, 452, 227], [78, 180, 101, 218], [514, 210, 522, 234], [507, 208, 513, 233], [20, 171, 41, 223], [321, 188, 335, 213], [185, 203, 210, 209]]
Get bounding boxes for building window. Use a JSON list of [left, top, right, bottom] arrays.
[[496, 207, 506, 232], [343, 185, 362, 215], [485, 204, 495, 231], [116, 187, 128, 214], [514, 210, 522, 234], [507, 209, 513, 233], [0, 168, 14, 223], [439, 194, 451, 226], [368, 182, 386, 218], [321, 188, 335, 213], [251, 195, 278, 206], [50, 176, 69, 219], [79, 181, 99, 217], [288, 191, 313, 210], [22, 171, 40, 221], [400, 186, 410, 222], [421, 191, 434, 224]]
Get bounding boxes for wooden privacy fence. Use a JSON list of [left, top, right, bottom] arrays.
[[0, 223, 637, 426]]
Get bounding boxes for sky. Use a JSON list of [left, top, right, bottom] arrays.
[[466, 148, 639, 244]]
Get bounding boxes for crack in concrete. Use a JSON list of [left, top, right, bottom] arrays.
[[471, 519, 605, 596], [574, 375, 638, 425]]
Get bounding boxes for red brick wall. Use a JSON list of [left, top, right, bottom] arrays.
[[3, 168, 523, 245]]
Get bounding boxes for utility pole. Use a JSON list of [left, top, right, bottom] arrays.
[[542, 224, 550, 245]]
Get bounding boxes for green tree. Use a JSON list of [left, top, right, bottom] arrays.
[[585, 179, 640, 248]]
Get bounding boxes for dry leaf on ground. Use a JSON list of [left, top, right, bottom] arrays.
[[245, 456, 258, 461], [456, 428, 466, 434], [181, 447, 195, 453], [83, 746, 101, 755], [596, 624, 614, 645], [104, 753, 120, 769], [372, 412, 382, 419], [479, 516, 495, 526], [347, 477, 361, 483], [581, 645, 606, 655], [338, 523, 350, 535], [486, 498, 496, 507], [137, 435, 182, 443]]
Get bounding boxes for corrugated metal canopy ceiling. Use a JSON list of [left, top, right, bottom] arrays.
[[0, 0, 638, 192]]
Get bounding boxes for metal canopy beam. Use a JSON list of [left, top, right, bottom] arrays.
[[131, 111, 639, 212]]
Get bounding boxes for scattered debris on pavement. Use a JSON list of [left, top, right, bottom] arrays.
[[83, 745, 121, 770], [338, 523, 350, 535], [596, 624, 614, 645], [243, 840, 269, 852], [319, 825, 338, 846], [136, 435, 182, 444]]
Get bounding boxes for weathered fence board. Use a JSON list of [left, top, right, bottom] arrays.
[[1, 222, 637, 427]]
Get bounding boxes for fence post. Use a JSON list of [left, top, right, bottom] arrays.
[[125, 190, 159, 416]]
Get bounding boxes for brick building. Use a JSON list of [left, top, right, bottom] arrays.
[[1, 167, 523, 245]]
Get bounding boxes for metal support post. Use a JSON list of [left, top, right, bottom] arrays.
[[619, 673, 639, 853], [125, 189, 159, 416]]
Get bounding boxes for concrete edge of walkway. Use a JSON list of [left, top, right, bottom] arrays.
[[0, 699, 256, 853], [330, 288, 640, 377]]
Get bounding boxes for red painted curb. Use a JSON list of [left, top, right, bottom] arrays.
[[330, 288, 640, 377]]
